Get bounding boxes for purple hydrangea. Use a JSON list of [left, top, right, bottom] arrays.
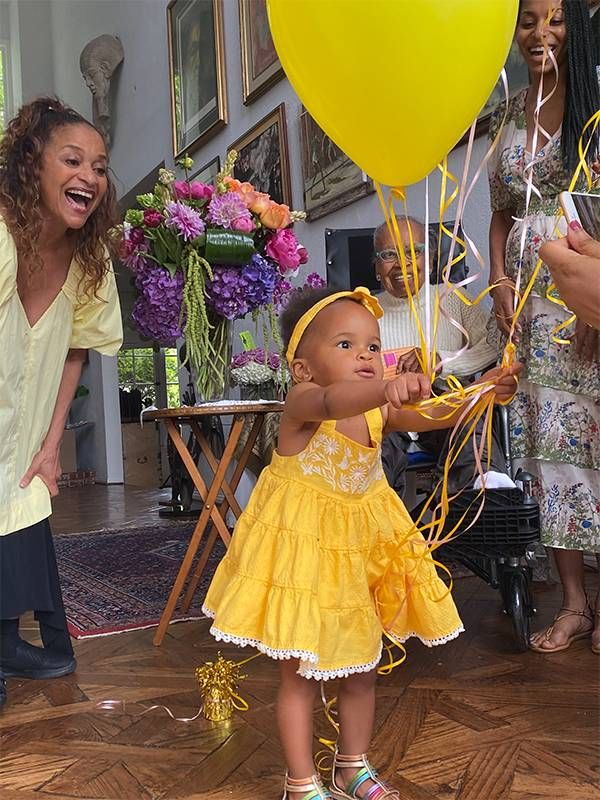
[[231, 347, 281, 370], [206, 191, 253, 230], [305, 271, 326, 288], [131, 264, 184, 344], [272, 278, 293, 312], [206, 254, 278, 320], [164, 201, 205, 241]]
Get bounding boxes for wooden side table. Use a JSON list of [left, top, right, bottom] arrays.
[[145, 401, 284, 645]]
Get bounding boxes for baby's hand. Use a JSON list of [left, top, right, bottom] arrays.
[[384, 372, 431, 409], [479, 363, 523, 402]]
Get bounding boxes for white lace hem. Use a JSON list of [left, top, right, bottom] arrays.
[[203, 607, 385, 680], [203, 608, 319, 664], [391, 625, 465, 648], [298, 643, 384, 681]]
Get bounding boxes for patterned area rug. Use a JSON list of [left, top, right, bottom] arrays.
[[54, 523, 225, 639]]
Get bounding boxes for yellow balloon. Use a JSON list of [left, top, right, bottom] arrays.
[[267, 0, 518, 187]]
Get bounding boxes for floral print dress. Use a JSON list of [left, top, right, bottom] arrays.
[[487, 89, 600, 552]]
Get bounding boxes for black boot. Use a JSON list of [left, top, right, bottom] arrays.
[[0, 619, 76, 680], [1, 640, 76, 679]]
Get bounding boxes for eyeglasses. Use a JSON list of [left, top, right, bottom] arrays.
[[375, 244, 426, 264]]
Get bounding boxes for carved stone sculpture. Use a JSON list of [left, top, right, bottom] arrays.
[[80, 35, 124, 148]]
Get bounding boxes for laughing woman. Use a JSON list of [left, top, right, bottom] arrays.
[[0, 98, 123, 705], [486, 1, 600, 654]]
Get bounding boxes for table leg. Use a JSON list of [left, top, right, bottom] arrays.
[[218, 414, 264, 520], [153, 418, 238, 646], [181, 414, 263, 612], [190, 420, 243, 519]]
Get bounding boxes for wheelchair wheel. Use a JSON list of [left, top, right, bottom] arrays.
[[503, 570, 531, 652]]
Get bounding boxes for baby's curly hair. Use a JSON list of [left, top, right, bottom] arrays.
[[279, 286, 345, 354], [0, 96, 118, 296]]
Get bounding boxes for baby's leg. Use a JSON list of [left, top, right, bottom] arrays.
[[335, 669, 398, 797], [277, 659, 320, 789], [337, 668, 377, 757]]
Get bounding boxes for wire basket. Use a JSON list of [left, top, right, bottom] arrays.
[[443, 488, 540, 549]]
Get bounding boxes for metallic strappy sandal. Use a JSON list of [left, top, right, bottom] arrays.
[[330, 750, 400, 799], [529, 606, 593, 653], [282, 773, 333, 799]]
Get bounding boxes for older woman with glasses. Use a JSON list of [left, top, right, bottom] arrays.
[[375, 216, 497, 379], [374, 216, 502, 497]]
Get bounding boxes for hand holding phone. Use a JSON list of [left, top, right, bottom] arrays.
[[559, 191, 600, 240]]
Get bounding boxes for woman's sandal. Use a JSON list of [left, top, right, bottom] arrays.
[[529, 606, 593, 653], [330, 750, 400, 799], [282, 773, 333, 799]]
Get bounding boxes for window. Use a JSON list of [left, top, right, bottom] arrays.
[[164, 348, 181, 408], [118, 346, 181, 409]]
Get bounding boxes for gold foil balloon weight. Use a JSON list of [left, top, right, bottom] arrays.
[[195, 652, 249, 722]]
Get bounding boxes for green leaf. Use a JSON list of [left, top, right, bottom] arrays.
[[204, 229, 255, 265]]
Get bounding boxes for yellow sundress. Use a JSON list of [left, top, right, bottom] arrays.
[[202, 408, 463, 679]]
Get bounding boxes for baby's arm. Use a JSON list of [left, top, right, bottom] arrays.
[[284, 373, 431, 425], [383, 363, 522, 434]]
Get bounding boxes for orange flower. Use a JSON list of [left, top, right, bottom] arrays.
[[223, 176, 258, 207], [260, 201, 292, 230], [248, 191, 271, 216]]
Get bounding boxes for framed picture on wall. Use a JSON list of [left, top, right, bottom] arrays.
[[300, 107, 374, 222], [229, 104, 291, 207], [191, 155, 221, 185], [167, 0, 228, 158], [239, 0, 285, 105]]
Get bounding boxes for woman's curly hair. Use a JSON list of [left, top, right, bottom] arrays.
[[0, 96, 118, 296]]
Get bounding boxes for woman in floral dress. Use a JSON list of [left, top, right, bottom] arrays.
[[487, 0, 600, 653]]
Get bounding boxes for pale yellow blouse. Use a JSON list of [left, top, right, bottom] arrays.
[[0, 217, 123, 535]]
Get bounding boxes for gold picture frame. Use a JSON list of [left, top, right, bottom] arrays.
[[229, 104, 292, 207], [167, 0, 228, 159], [191, 155, 221, 185], [299, 107, 374, 222], [239, 0, 285, 105]]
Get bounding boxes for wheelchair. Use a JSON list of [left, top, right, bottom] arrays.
[[404, 406, 540, 652]]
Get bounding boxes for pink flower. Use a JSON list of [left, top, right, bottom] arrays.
[[143, 210, 163, 228], [265, 229, 303, 274], [173, 180, 214, 201], [232, 215, 255, 233]]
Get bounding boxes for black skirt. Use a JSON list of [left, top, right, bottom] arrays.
[[0, 518, 73, 654]]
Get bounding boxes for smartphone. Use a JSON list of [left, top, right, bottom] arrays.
[[559, 191, 600, 240]]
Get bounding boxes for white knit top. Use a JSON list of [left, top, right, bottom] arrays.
[[377, 285, 498, 379]]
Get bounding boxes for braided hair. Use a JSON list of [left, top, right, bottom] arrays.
[[562, 0, 600, 173]]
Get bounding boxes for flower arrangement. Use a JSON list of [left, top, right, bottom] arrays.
[[230, 347, 286, 400], [228, 272, 327, 401], [121, 152, 308, 400]]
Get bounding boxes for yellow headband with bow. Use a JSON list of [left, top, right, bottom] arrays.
[[285, 286, 383, 364]]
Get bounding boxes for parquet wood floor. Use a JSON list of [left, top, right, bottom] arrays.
[[2, 574, 599, 800], [4, 487, 599, 798]]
